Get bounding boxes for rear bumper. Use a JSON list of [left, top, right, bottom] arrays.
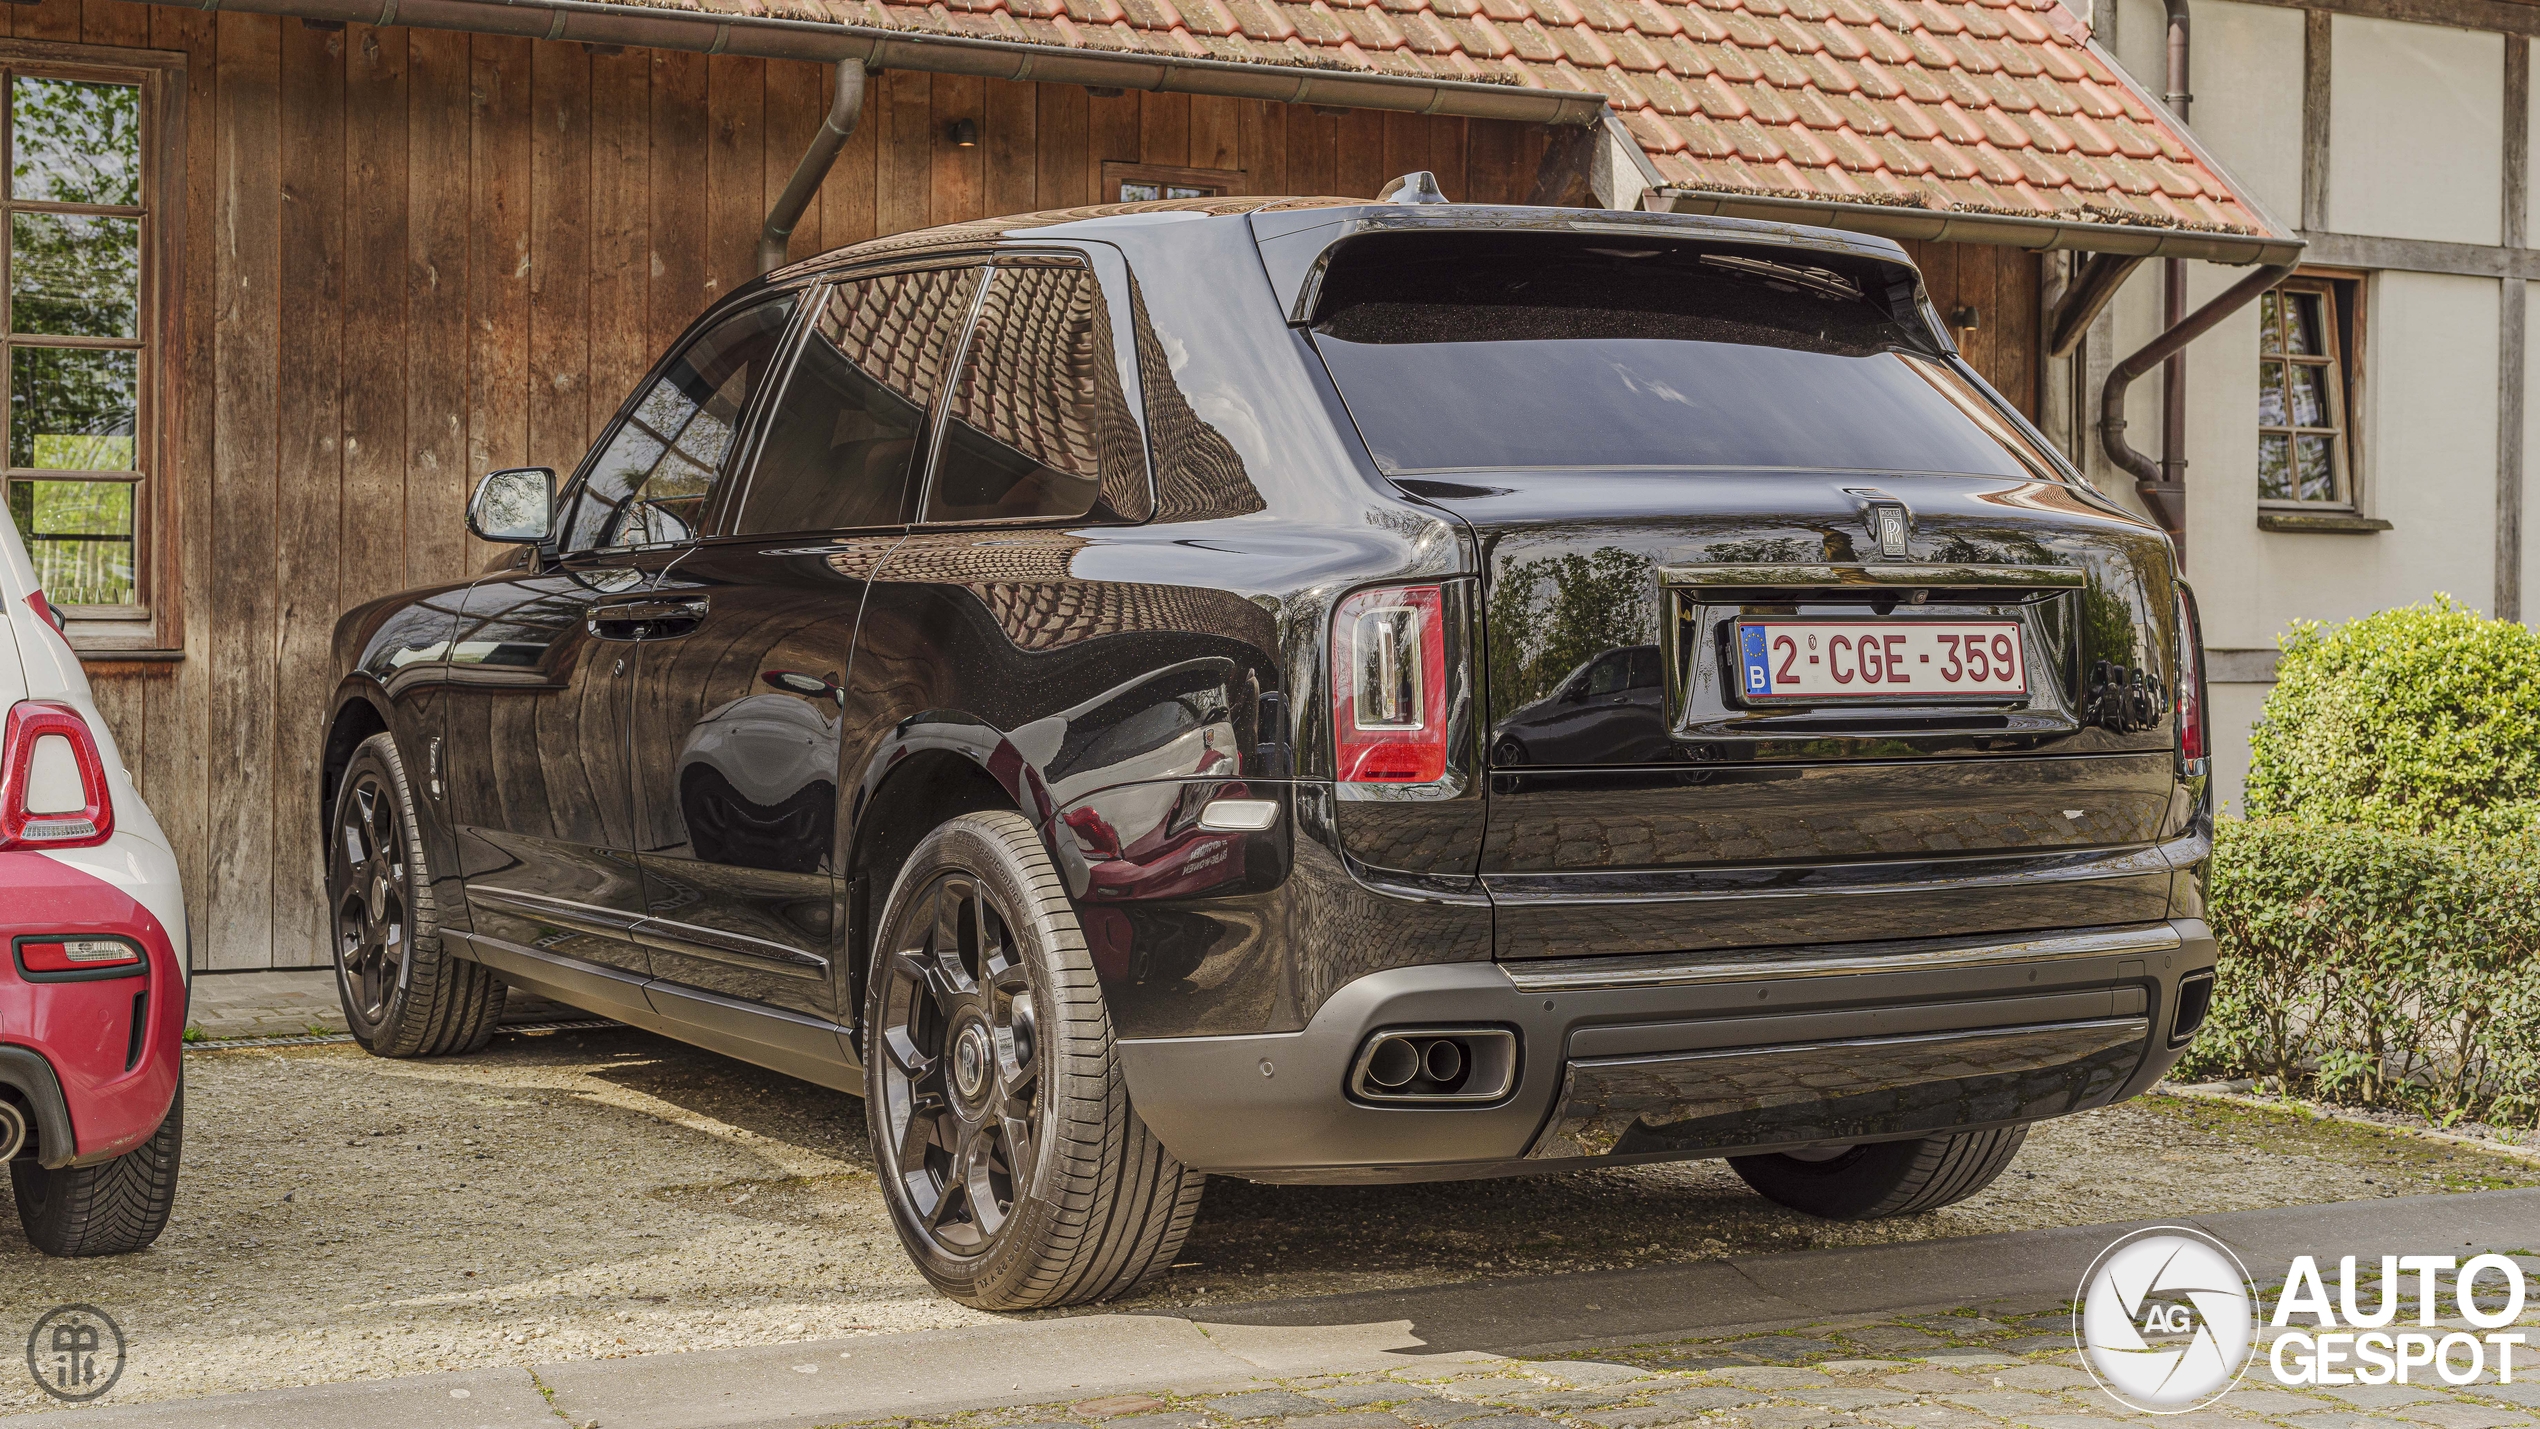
[[0, 844, 188, 1168], [1118, 918, 2213, 1183]]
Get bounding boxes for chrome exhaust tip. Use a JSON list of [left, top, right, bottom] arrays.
[[1349, 1028, 1518, 1104], [0, 1100, 26, 1163]]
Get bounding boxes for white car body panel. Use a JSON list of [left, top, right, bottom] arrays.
[[0, 521, 188, 979]]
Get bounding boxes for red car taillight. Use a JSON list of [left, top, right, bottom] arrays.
[[1333, 584, 1449, 783], [0, 700, 116, 851], [17, 937, 143, 972], [2175, 585, 2208, 762]]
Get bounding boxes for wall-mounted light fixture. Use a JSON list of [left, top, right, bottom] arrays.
[[947, 118, 979, 148], [1950, 303, 1981, 331]]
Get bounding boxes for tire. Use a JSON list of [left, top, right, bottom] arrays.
[[13, 1081, 182, 1256], [1729, 1125, 2028, 1220], [328, 733, 506, 1058], [865, 809, 1205, 1310]]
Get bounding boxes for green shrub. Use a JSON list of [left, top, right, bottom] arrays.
[[2244, 597, 2540, 839], [2178, 818, 2540, 1127]]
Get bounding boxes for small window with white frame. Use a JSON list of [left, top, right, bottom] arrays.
[[0, 54, 175, 652], [2257, 275, 2360, 509]]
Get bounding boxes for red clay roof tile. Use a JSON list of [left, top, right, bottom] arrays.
[[656, 0, 2274, 240]]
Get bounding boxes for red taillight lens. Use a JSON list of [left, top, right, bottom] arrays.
[[18, 937, 143, 972], [2175, 585, 2208, 762], [0, 700, 116, 851], [1333, 584, 1449, 784]]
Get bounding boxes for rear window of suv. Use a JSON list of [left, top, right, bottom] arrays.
[[1306, 232, 2058, 479]]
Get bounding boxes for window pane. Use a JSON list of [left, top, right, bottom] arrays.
[[2258, 360, 2285, 428], [2259, 433, 2293, 500], [2283, 292, 2324, 357], [11, 346, 137, 470], [559, 296, 796, 551], [7, 478, 134, 605], [1120, 182, 1161, 201], [12, 78, 141, 207], [926, 265, 1122, 524], [2288, 362, 2331, 428], [737, 270, 977, 536], [1165, 184, 1211, 199], [12, 212, 141, 338], [2258, 292, 2281, 355], [2296, 436, 2337, 502]]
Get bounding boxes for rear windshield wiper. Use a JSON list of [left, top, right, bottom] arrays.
[[1697, 254, 1863, 302]]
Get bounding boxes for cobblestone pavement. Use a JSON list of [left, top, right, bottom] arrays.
[[858, 1301, 2540, 1429]]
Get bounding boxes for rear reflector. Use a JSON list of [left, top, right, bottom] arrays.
[[0, 701, 115, 850], [19, 938, 144, 972], [1332, 584, 1449, 783]]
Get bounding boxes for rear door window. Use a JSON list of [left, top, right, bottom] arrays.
[[1305, 232, 2048, 479], [733, 266, 984, 535], [922, 259, 1146, 525], [561, 296, 798, 552]]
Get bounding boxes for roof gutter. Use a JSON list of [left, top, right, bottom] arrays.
[[142, 0, 1610, 125], [1643, 187, 2302, 265]]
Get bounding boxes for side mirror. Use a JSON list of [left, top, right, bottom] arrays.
[[467, 467, 554, 544]]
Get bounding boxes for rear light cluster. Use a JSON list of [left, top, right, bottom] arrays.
[[2174, 586, 2209, 763], [0, 700, 115, 851], [18, 938, 142, 973], [1332, 584, 1450, 783]]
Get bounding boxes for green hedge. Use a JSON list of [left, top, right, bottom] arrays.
[[2178, 818, 2540, 1127], [2245, 597, 2540, 839]]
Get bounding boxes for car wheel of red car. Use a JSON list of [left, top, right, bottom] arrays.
[[13, 1079, 182, 1257], [328, 733, 506, 1058], [864, 809, 1205, 1310], [1729, 1124, 2028, 1220]]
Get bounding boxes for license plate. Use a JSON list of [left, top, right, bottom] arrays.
[[1735, 619, 2027, 701]]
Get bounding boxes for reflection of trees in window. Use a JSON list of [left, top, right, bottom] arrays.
[[560, 297, 794, 551], [1485, 546, 1654, 725], [3, 73, 147, 613]]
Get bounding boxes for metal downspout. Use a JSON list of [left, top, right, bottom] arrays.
[[759, 60, 868, 275], [2101, 262, 2296, 555], [2159, 0, 2192, 544]]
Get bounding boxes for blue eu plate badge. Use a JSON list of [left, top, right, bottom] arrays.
[[1738, 623, 1772, 696]]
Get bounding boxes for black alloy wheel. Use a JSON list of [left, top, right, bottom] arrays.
[[333, 769, 410, 1030], [325, 733, 506, 1058], [865, 810, 1204, 1309], [875, 868, 1042, 1254]]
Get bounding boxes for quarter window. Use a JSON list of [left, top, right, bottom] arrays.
[[734, 267, 981, 536], [2257, 278, 2358, 508], [925, 261, 1145, 525], [3, 67, 158, 636], [561, 297, 797, 553]]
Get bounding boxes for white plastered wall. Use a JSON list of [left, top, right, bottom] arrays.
[[2327, 16, 2503, 245], [2076, 10, 2511, 816]]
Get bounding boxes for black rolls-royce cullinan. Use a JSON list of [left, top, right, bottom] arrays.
[[319, 179, 2217, 1310]]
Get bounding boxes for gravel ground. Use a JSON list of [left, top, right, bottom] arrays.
[[4, 1026, 2535, 1414]]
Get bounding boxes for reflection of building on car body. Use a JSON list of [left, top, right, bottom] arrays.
[[0, 514, 187, 1257], [320, 188, 2218, 1312]]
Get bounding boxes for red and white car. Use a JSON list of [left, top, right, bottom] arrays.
[[0, 520, 186, 1256]]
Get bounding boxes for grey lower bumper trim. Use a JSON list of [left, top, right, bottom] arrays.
[[1527, 1016, 2150, 1160], [0, 1044, 78, 1169], [1502, 922, 2184, 993]]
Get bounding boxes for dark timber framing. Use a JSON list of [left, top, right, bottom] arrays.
[[2500, 37, 2528, 621]]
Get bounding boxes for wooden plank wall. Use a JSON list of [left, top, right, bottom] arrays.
[[40, 0, 1548, 968], [1898, 238, 2044, 419]]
